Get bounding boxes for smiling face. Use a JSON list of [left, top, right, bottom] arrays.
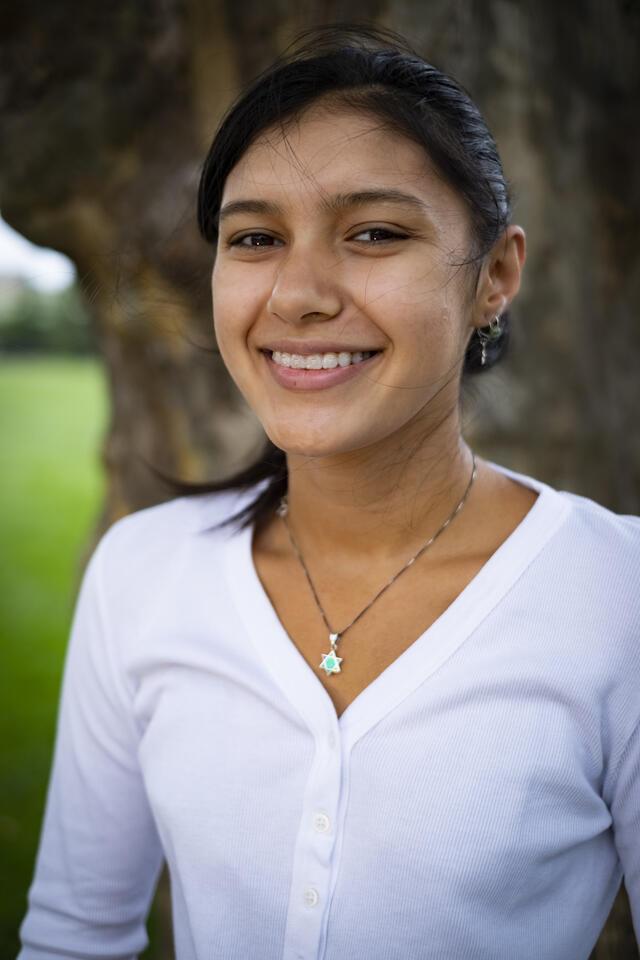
[[211, 102, 478, 459]]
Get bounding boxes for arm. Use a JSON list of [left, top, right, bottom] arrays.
[[17, 531, 165, 960], [609, 713, 640, 948]]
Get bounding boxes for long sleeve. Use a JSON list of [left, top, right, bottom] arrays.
[[609, 713, 640, 946], [17, 532, 165, 960]]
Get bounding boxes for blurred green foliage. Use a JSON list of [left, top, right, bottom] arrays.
[[0, 285, 98, 355]]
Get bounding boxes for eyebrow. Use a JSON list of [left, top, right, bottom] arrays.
[[216, 189, 432, 227]]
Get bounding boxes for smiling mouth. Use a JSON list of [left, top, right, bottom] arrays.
[[263, 348, 382, 370], [261, 347, 383, 392]]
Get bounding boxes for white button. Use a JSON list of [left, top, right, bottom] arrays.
[[313, 812, 331, 833], [303, 886, 319, 907], [328, 732, 337, 749]]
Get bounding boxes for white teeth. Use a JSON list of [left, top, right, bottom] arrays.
[[271, 349, 377, 369]]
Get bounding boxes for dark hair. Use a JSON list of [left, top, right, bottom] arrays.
[[157, 22, 514, 531]]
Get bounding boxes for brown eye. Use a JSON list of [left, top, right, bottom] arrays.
[[228, 233, 280, 248], [351, 228, 408, 243]]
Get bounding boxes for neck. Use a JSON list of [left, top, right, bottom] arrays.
[[282, 410, 475, 566]]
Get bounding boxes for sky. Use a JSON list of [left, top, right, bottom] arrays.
[[0, 213, 76, 292]]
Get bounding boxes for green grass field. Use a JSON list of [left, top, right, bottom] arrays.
[[0, 356, 169, 957]]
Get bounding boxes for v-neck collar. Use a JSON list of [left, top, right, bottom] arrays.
[[221, 461, 571, 750]]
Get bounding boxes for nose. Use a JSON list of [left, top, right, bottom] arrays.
[[267, 244, 343, 325]]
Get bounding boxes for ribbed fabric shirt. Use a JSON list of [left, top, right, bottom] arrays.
[[17, 460, 640, 960]]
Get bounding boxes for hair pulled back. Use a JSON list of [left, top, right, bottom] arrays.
[[160, 23, 515, 529]]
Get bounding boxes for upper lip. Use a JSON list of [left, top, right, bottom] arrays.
[[260, 339, 383, 355]]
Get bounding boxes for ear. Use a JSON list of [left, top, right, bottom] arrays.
[[472, 225, 526, 329]]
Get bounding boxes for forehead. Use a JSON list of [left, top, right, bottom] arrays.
[[220, 105, 458, 212]]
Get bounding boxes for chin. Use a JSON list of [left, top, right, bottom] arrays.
[[266, 433, 340, 459], [264, 422, 381, 461]]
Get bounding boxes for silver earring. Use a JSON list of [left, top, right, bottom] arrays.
[[477, 315, 502, 366]]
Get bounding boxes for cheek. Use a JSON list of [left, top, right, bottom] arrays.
[[354, 249, 453, 312], [212, 273, 257, 351], [356, 262, 455, 356]]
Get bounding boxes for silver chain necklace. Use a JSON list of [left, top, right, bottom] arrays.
[[276, 450, 477, 676]]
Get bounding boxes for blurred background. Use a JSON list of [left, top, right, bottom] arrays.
[[1, 2, 638, 957]]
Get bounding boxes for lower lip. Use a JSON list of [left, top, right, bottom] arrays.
[[262, 351, 383, 391]]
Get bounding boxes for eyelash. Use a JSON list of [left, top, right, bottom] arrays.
[[226, 227, 409, 249]]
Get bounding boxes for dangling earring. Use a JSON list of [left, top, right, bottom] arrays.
[[477, 315, 502, 366]]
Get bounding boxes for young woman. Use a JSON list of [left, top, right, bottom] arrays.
[[19, 23, 640, 960]]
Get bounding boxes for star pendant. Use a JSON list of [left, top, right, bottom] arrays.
[[319, 649, 343, 675], [319, 633, 343, 675]]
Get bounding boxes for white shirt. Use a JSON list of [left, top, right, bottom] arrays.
[[18, 460, 640, 959]]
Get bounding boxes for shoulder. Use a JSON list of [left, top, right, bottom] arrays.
[[107, 484, 261, 539], [554, 486, 640, 561], [521, 485, 640, 756], [535, 484, 640, 610], [540, 488, 640, 668], [94, 485, 264, 586], [488, 458, 640, 645], [553, 490, 640, 631], [488, 457, 640, 563], [82, 485, 265, 646]]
